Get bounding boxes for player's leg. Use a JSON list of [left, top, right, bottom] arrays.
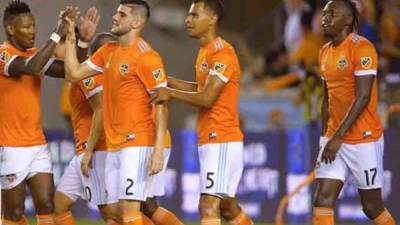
[[312, 137, 347, 225], [98, 203, 120, 225], [142, 148, 183, 225], [27, 173, 56, 225], [345, 137, 396, 225], [220, 197, 253, 225], [1, 181, 27, 224]]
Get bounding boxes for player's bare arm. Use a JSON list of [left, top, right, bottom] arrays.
[[64, 17, 99, 82], [41, 7, 101, 78], [322, 75, 375, 164], [81, 92, 103, 177], [149, 103, 168, 176], [320, 81, 329, 136], [7, 7, 78, 76], [150, 75, 225, 108], [167, 76, 198, 92]]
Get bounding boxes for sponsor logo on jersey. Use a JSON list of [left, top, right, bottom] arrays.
[[83, 77, 94, 89], [337, 57, 348, 70], [213, 62, 226, 74], [0, 50, 10, 62], [201, 59, 208, 73], [119, 64, 129, 75], [361, 57, 372, 69]]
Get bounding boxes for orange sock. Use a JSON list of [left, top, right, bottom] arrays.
[[55, 211, 75, 225], [143, 215, 155, 225], [122, 211, 143, 225], [373, 208, 396, 225], [312, 207, 334, 225], [151, 207, 183, 225], [106, 220, 122, 225], [37, 214, 56, 225], [200, 216, 221, 225], [228, 212, 254, 225], [19, 216, 28, 225]]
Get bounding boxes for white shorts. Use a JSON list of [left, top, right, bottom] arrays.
[[316, 136, 384, 190], [57, 151, 113, 205], [199, 142, 244, 198], [105, 147, 153, 202], [0, 145, 52, 190], [147, 148, 171, 198]]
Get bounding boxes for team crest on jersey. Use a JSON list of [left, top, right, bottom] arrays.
[[361, 57, 372, 69], [119, 64, 129, 75], [152, 68, 164, 81], [0, 50, 10, 62], [201, 59, 209, 73], [337, 57, 348, 70], [213, 62, 226, 74], [83, 77, 94, 89]]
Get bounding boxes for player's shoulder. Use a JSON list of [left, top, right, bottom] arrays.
[[136, 39, 162, 64], [348, 33, 375, 49], [209, 37, 235, 54]]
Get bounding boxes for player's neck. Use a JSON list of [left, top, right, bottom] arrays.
[[118, 30, 141, 47], [8, 38, 28, 51], [331, 30, 351, 46], [198, 29, 218, 47]]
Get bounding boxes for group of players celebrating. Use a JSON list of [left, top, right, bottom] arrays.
[[0, 0, 397, 225]]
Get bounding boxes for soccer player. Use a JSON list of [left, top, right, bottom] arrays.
[[0, 2, 82, 225], [149, 1, 253, 225], [62, 1, 180, 224], [313, 1, 396, 225], [53, 32, 119, 225]]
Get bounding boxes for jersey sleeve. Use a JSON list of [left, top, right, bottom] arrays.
[[86, 44, 108, 73], [318, 47, 326, 81], [0, 47, 19, 76], [136, 52, 167, 91], [209, 49, 237, 83], [352, 40, 378, 76], [77, 74, 104, 99]]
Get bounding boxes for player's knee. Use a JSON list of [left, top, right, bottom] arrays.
[[4, 207, 24, 221], [220, 198, 241, 221], [313, 189, 336, 208], [362, 201, 384, 219], [199, 195, 220, 217], [54, 192, 72, 214], [35, 197, 55, 214], [141, 198, 159, 218]]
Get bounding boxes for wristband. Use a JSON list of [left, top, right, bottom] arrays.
[[50, 33, 61, 44], [77, 39, 90, 48]]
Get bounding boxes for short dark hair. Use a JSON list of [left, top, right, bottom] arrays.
[[120, 0, 150, 20], [3, 0, 31, 28], [334, 0, 359, 32], [194, 0, 224, 24]]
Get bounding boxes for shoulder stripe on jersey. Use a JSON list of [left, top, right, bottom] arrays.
[[138, 40, 149, 53], [354, 69, 377, 76], [85, 59, 104, 73], [85, 85, 104, 99], [214, 38, 224, 50], [209, 69, 229, 83], [4, 55, 18, 76]]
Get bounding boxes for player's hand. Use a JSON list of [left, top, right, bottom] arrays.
[[56, 6, 80, 37], [149, 87, 171, 104], [321, 136, 342, 164], [65, 17, 77, 42], [79, 7, 101, 42], [81, 150, 93, 177], [148, 150, 164, 176]]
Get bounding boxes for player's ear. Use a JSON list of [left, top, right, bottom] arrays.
[[209, 14, 218, 26], [6, 25, 16, 36]]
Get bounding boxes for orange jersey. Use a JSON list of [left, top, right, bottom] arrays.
[[319, 33, 383, 144], [195, 37, 243, 145], [87, 38, 167, 150], [69, 74, 107, 155], [0, 42, 46, 147]]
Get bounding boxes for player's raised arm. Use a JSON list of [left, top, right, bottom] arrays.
[[64, 17, 99, 82], [167, 76, 198, 92], [7, 7, 78, 76]]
